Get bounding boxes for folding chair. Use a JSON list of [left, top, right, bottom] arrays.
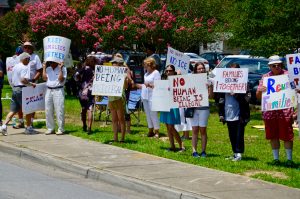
[[127, 89, 142, 126], [93, 96, 110, 124]]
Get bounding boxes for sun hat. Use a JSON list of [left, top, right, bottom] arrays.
[[23, 41, 33, 47], [19, 52, 31, 61], [268, 55, 282, 65], [110, 57, 124, 63]]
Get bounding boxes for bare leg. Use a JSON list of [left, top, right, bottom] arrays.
[[116, 108, 126, 142], [166, 124, 175, 150], [200, 127, 207, 152], [111, 110, 118, 142], [192, 126, 199, 153], [171, 125, 183, 149]]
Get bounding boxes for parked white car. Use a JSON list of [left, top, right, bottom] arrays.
[[184, 52, 210, 71]]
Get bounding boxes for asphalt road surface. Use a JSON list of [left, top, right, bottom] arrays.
[[0, 152, 158, 199]]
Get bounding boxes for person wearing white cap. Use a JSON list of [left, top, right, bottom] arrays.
[[0, 52, 37, 136], [23, 41, 43, 126], [43, 61, 67, 135], [256, 55, 295, 167]]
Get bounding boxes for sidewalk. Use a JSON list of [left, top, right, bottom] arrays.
[[1, 126, 300, 199]]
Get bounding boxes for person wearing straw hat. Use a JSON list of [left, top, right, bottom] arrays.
[[0, 52, 37, 136], [256, 55, 295, 167], [43, 61, 67, 135]]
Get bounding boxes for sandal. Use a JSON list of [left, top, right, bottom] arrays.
[[147, 132, 155, 137], [154, 133, 159, 138]]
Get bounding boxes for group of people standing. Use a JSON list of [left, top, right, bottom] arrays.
[[0, 43, 296, 166], [0, 42, 66, 136]]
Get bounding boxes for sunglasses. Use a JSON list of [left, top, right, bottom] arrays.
[[270, 64, 281, 68], [166, 70, 174, 72]]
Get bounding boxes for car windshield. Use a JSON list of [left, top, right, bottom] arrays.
[[185, 53, 201, 59], [217, 57, 269, 74]]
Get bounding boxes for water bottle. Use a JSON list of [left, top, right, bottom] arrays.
[[12, 117, 16, 127]]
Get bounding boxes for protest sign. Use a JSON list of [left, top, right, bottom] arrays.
[[151, 80, 172, 111], [213, 68, 248, 93], [261, 74, 296, 111], [286, 53, 300, 89], [43, 36, 71, 63], [6, 56, 20, 86], [165, 47, 190, 74], [92, 65, 127, 96], [22, 83, 47, 114], [169, 74, 208, 108]]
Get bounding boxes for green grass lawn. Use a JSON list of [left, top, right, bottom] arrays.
[[2, 84, 300, 189]]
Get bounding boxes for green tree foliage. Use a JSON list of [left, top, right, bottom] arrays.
[[225, 0, 300, 57]]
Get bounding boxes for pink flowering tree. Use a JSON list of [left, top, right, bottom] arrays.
[[15, 0, 80, 48]]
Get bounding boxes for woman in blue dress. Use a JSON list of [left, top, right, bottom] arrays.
[[160, 65, 184, 152]]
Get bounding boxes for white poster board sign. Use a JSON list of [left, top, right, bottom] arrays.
[[169, 74, 208, 108], [92, 65, 127, 96], [213, 68, 248, 93], [22, 83, 47, 114], [151, 80, 172, 111], [165, 47, 190, 74], [286, 53, 300, 89], [261, 74, 296, 111], [43, 36, 71, 63], [6, 56, 20, 86]]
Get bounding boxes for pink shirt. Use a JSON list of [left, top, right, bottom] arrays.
[[257, 69, 293, 119]]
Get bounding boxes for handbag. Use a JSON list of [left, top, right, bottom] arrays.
[[184, 108, 194, 118]]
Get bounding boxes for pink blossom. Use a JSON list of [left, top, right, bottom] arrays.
[[118, 35, 125, 40]]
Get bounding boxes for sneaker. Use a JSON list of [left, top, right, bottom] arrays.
[[13, 122, 25, 129], [83, 125, 87, 132], [1, 126, 7, 136], [232, 156, 242, 162], [87, 128, 92, 135], [225, 154, 236, 160], [56, 130, 64, 135], [200, 151, 207, 158], [271, 159, 280, 166], [24, 127, 37, 135], [45, 130, 55, 135], [285, 160, 295, 168], [178, 147, 186, 153], [192, 152, 200, 158]]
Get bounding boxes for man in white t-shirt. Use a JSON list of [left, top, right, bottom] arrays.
[[0, 52, 37, 136], [23, 41, 42, 127]]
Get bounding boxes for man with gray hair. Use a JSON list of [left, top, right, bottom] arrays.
[[0, 52, 37, 136]]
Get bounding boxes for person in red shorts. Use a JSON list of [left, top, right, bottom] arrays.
[[256, 55, 294, 167]]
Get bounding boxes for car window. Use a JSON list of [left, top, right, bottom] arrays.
[[186, 54, 200, 59], [218, 58, 269, 74]]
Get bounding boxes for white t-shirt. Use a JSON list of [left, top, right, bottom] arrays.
[[45, 66, 67, 87], [28, 53, 42, 80], [11, 62, 28, 87], [142, 70, 161, 100]]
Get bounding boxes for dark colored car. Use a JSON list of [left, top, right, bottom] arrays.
[[212, 55, 270, 104], [120, 51, 147, 83], [200, 52, 232, 70]]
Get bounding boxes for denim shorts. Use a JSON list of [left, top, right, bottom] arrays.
[[10, 89, 22, 113]]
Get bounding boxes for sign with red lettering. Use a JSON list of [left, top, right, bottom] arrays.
[[169, 74, 208, 108], [261, 74, 296, 111], [286, 53, 300, 89], [213, 68, 248, 93]]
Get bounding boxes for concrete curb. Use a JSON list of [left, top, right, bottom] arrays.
[[0, 141, 212, 199]]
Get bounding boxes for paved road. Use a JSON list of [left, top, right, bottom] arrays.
[[0, 152, 158, 199]]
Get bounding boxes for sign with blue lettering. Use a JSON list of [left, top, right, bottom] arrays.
[[261, 74, 296, 111], [165, 47, 190, 74], [92, 65, 127, 96], [43, 36, 71, 63], [286, 53, 300, 89]]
